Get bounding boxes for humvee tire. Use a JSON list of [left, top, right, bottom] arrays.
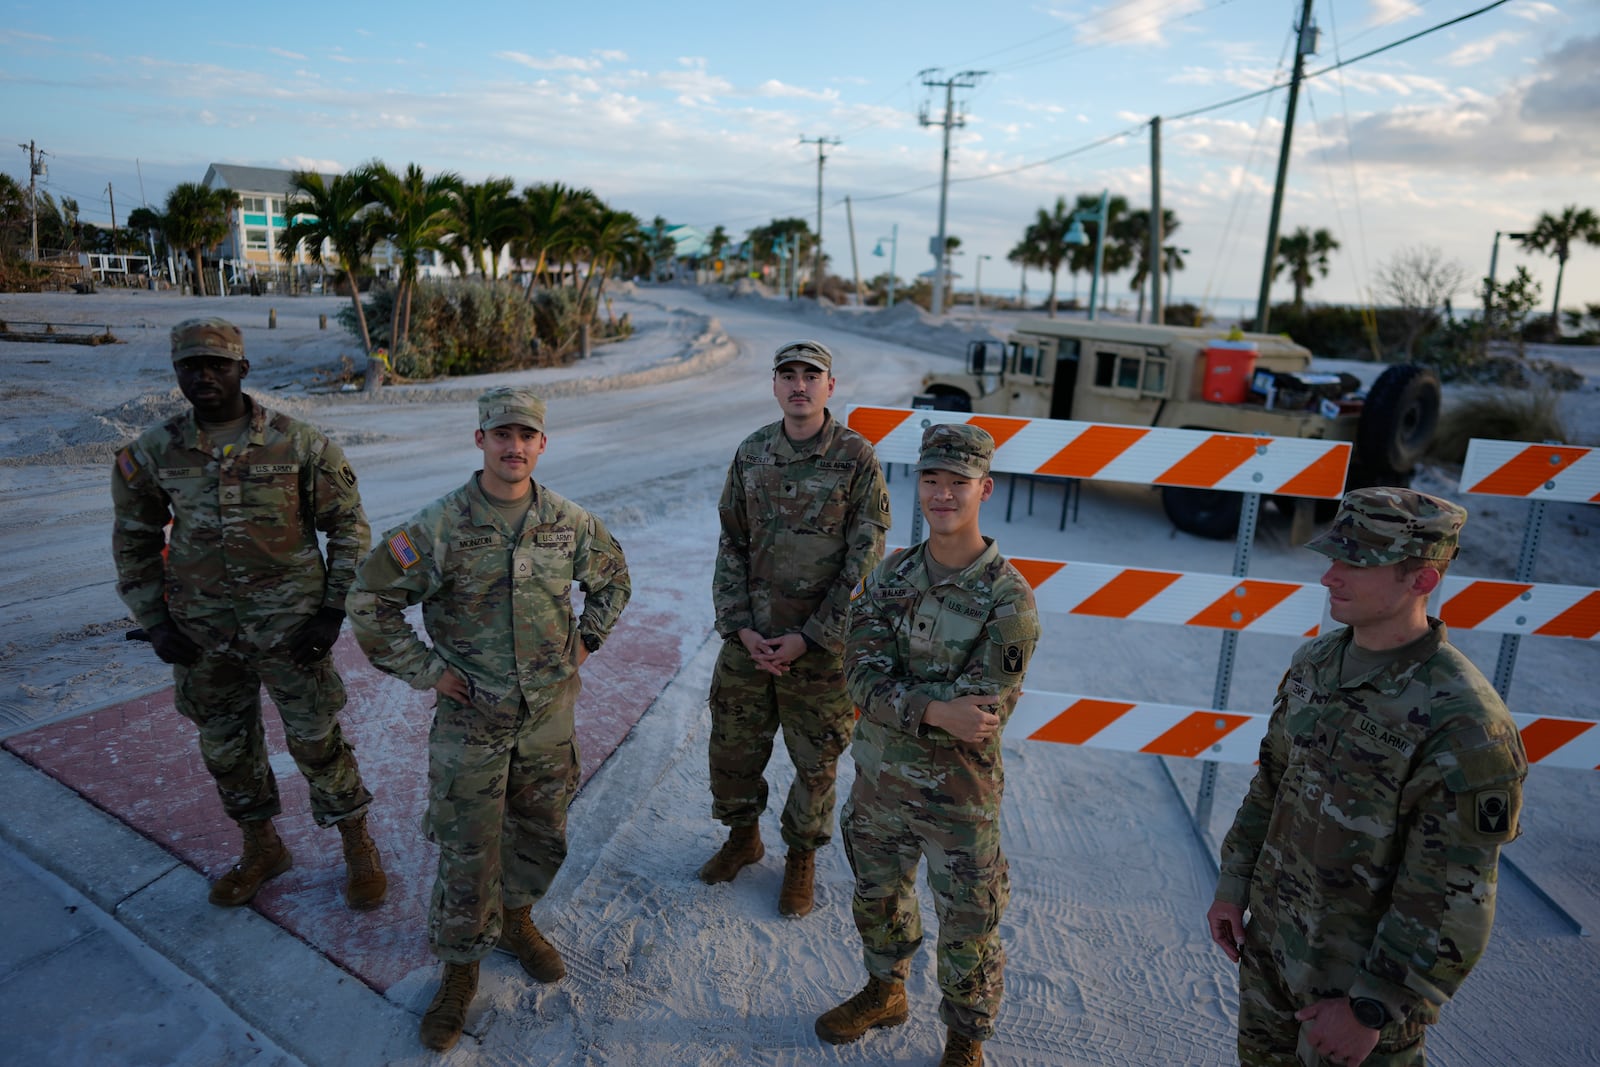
[[1162, 485, 1244, 540], [1357, 364, 1441, 476]]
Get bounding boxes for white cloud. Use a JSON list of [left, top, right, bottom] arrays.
[[659, 69, 733, 106], [754, 79, 839, 102], [1444, 31, 1524, 68], [278, 155, 344, 174], [1366, 0, 1421, 28], [1508, 2, 1561, 22], [497, 51, 601, 72], [268, 47, 307, 61], [199, 109, 217, 125], [1073, 0, 1207, 48]]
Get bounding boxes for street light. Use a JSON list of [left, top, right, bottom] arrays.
[[1484, 229, 1529, 336], [872, 224, 899, 308], [1063, 189, 1109, 321], [974, 254, 992, 313]]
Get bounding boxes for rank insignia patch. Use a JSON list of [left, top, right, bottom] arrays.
[[388, 530, 421, 569]]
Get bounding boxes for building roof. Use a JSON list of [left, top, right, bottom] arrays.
[[203, 163, 334, 196]]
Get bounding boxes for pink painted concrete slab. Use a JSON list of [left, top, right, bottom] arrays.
[[3, 610, 685, 993]]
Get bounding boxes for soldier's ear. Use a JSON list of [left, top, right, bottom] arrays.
[[1412, 565, 1442, 596], [238, 359, 250, 380]]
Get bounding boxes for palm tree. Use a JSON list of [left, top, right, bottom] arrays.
[[707, 224, 729, 279], [162, 182, 240, 296], [452, 177, 520, 279], [575, 207, 640, 313], [1007, 232, 1045, 310], [1023, 198, 1074, 317], [278, 169, 382, 376], [1114, 208, 1181, 323], [1273, 226, 1340, 313], [1519, 205, 1600, 331], [364, 163, 463, 352]]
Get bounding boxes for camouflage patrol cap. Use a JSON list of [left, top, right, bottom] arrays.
[[171, 317, 245, 363], [478, 386, 546, 432], [915, 423, 995, 478], [1305, 486, 1467, 567], [772, 339, 833, 373]]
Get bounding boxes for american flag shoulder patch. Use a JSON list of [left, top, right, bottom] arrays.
[[387, 530, 421, 569], [116, 448, 140, 481]]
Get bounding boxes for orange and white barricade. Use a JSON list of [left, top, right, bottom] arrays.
[[1440, 578, 1600, 641], [1459, 438, 1600, 695], [849, 406, 1350, 496], [1010, 690, 1600, 771]]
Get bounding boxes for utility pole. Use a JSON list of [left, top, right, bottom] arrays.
[[800, 135, 839, 302], [17, 140, 46, 261], [919, 69, 984, 315], [106, 182, 118, 250], [1149, 117, 1164, 324], [1254, 0, 1317, 334], [845, 195, 863, 306]]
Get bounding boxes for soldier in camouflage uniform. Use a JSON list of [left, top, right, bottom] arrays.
[[347, 387, 630, 1052], [1207, 487, 1528, 1067], [703, 339, 890, 917], [818, 424, 1040, 1067], [110, 318, 386, 913]]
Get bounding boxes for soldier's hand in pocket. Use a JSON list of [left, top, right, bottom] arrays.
[[146, 621, 203, 667], [288, 606, 345, 665], [925, 694, 1001, 745]]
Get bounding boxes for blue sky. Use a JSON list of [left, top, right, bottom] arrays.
[[5, 0, 1598, 315]]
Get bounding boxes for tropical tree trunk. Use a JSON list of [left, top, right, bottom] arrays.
[[1047, 268, 1060, 318], [1551, 254, 1567, 326], [189, 247, 207, 295], [346, 283, 372, 352]]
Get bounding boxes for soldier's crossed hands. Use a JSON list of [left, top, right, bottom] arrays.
[[738, 628, 806, 677], [925, 694, 1001, 745]]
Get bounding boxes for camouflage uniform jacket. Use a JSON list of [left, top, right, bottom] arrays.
[[846, 539, 1040, 822], [347, 475, 630, 715], [713, 409, 890, 655], [1216, 619, 1527, 1026], [110, 395, 368, 647]]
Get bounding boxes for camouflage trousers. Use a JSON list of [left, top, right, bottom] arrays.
[[173, 645, 372, 828], [706, 637, 855, 851], [1238, 921, 1427, 1066], [424, 672, 581, 964], [841, 783, 1010, 1042]]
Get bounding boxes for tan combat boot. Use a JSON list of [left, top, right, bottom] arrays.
[[778, 848, 815, 917], [498, 904, 566, 982], [419, 961, 479, 1052], [940, 1027, 984, 1067], [336, 814, 388, 910], [208, 819, 292, 907], [814, 975, 910, 1044], [698, 824, 764, 884]]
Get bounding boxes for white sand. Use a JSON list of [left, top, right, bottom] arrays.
[[2, 285, 1597, 1065]]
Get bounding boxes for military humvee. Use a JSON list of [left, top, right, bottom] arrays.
[[917, 319, 1440, 538]]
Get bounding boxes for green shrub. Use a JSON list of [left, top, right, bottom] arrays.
[[338, 280, 588, 379], [1244, 303, 1425, 361], [1428, 390, 1568, 465]]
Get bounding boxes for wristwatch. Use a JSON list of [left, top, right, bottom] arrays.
[[581, 632, 602, 654], [1349, 996, 1391, 1030]]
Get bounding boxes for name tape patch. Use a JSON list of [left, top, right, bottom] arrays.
[[456, 535, 494, 550], [253, 464, 299, 475], [158, 466, 203, 480]]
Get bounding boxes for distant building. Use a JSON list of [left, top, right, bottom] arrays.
[[202, 162, 450, 280], [641, 222, 710, 280]]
